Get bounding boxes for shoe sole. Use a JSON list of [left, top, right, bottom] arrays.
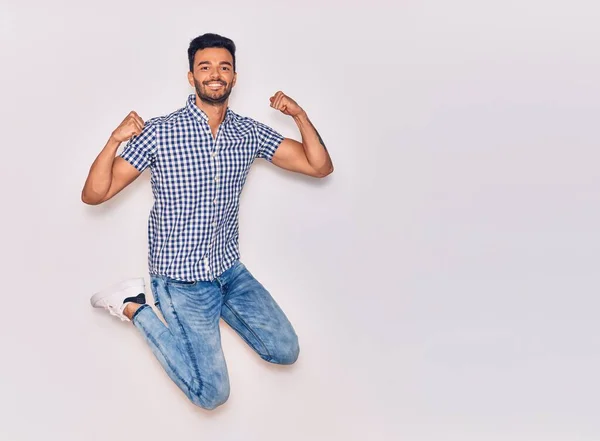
[[90, 277, 146, 308]]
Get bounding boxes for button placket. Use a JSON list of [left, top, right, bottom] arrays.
[[209, 124, 222, 267]]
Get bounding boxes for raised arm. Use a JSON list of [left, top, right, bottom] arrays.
[[81, 112, 145, 205], [268, 91, 334, 178]]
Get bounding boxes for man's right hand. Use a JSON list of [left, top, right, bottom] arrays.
[[81, 111, 145, 205], [111, 111, 145, 143]]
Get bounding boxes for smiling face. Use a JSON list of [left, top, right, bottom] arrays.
[[187, 47, 237, 105]]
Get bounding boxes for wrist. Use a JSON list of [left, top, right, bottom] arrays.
[[292, 108, 308, 122], [107, 134, 122, 148]]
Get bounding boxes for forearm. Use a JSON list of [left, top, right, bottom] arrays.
[[292, 111, 333, 175], [81, 137, 120, 204]]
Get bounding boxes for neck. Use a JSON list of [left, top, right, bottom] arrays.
[[195, 95, 228, 125]]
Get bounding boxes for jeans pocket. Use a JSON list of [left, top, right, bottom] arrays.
[[153, 298, 163, 314], [166, 277, 197, 286], [151, 278, 166, 317]]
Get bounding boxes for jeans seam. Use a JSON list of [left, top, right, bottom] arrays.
[[163, 283, 204, 398], [133, 311, 193, 393], [223, 302, 272, 360]]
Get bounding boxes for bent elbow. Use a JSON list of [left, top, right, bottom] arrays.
[[81, 191, 103, 206], [314, 165, 334, 178]]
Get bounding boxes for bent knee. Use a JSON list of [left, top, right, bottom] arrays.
[[189, 381, 230, 410], [265, 337, 300, 365]]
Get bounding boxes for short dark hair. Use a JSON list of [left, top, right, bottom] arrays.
[[188, 33, 236, 72]]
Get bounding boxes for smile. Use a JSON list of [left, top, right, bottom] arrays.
[[206, 83, 225, 90]]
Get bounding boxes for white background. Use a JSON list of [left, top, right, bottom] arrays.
[[1, 0, 599, 440]]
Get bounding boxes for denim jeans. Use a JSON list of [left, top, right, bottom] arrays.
[[131, 260, 299, 409]]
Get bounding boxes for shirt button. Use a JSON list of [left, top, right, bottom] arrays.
[[212, 152, 217, 158], [214, 176, 219, 183], [213, 199, 217, 204], [212, 222, 217, 227]]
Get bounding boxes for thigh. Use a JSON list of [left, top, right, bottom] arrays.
[[220, 263, 299, 364], [151, 276, 229, 384]]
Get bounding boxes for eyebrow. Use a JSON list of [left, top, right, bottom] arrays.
[[197, 61, 233, 67]]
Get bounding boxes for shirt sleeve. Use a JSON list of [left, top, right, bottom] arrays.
[[254, 121, 285, 162], [118, 120, 157, 172]]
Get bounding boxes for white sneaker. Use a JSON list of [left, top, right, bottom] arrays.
[[90, 277, 146, 321]]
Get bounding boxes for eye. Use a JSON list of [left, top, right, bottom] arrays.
[[221, 66, 230, 71]]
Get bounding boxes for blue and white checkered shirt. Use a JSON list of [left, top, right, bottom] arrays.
[[119, 94, 284, 281]]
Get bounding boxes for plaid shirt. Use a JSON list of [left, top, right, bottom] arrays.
[[119, 94, 284, 281]]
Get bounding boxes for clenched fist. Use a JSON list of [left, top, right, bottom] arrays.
[[269, 91, 304, 117], [111, 111, 144, 143]]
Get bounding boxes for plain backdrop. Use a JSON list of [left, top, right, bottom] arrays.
[[1, 0, 599, 440]]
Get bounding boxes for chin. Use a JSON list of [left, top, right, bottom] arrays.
[[206, 90, 226, 99]]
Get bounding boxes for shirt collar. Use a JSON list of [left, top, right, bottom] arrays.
[[186, 94, 233, 125]]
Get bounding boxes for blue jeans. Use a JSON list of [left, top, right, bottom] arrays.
[[131, 260, 299, 410]]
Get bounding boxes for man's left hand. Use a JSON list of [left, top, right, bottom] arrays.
[[269, 91, 304, 117]]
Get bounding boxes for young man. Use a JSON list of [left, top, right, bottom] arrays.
[[82, 33, 333, 410]]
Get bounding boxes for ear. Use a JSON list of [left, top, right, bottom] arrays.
[[187, 71, 195, 88], [232, 72, 237, 87]]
